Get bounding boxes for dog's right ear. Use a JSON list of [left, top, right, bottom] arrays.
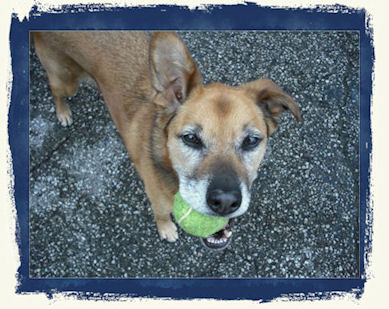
[[150, 32, 203, 111]]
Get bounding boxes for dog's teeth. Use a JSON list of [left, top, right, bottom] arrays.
[[207, 237, 215, 243], [215, 238, 223, 244], [206, 235, 230, 245], [224, 230, 232, 238]]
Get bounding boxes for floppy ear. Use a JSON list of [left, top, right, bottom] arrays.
[[150, 32, 203, 112], [240, 78, 301, 135]]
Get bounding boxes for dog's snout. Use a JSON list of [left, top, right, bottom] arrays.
[[206, 162, 243, 216], [207, 189, 242, 215]]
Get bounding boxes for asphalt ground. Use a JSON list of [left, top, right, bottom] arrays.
[[29, 31, 360, 278]]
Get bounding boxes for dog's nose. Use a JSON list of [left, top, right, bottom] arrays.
[[207, 189, 242, 215]]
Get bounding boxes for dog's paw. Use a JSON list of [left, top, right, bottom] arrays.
[[157, 220, 178, 242], [56, 106, 73, 127]]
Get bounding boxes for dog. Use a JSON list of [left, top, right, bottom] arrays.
[[32, 31, 301, 250]]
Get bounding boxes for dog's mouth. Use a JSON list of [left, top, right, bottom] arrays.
[[200, 219, 233, 250]]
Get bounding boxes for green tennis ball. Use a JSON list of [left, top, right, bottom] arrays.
[[173, 192, 228, 238]]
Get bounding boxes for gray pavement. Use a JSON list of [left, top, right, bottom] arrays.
[[29, 31, 360, 278]]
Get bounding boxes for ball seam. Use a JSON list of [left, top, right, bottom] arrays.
[[177, 207, 193, 225]]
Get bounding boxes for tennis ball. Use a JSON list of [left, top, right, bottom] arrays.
[[173, 192, 228, 238]]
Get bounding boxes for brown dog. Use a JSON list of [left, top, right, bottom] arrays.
[[33, 31, 301, 250]]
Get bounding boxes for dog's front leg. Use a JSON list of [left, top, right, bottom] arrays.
[[153, 204, 178, 243], [143, 177, 178, 242]]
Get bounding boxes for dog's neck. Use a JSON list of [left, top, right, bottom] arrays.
[[149, 109, 179, 194]]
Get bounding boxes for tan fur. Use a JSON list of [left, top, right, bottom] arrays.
[[33, 31, 301, 242], [167, 84, 268, 185]]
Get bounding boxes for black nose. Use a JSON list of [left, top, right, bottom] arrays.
[[207, 189, 242, 215]]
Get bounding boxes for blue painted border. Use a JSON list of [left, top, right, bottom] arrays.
[[9, 3, 372, 301]]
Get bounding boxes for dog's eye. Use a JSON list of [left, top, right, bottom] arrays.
[[181, 133, 203, 149], [242, 136, 261, 151]]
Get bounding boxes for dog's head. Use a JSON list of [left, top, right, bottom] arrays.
[[150, 32, 301, 220]]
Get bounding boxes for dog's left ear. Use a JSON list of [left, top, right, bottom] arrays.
[[240, 78, 302, 135], [150, 32, 203, 111]]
